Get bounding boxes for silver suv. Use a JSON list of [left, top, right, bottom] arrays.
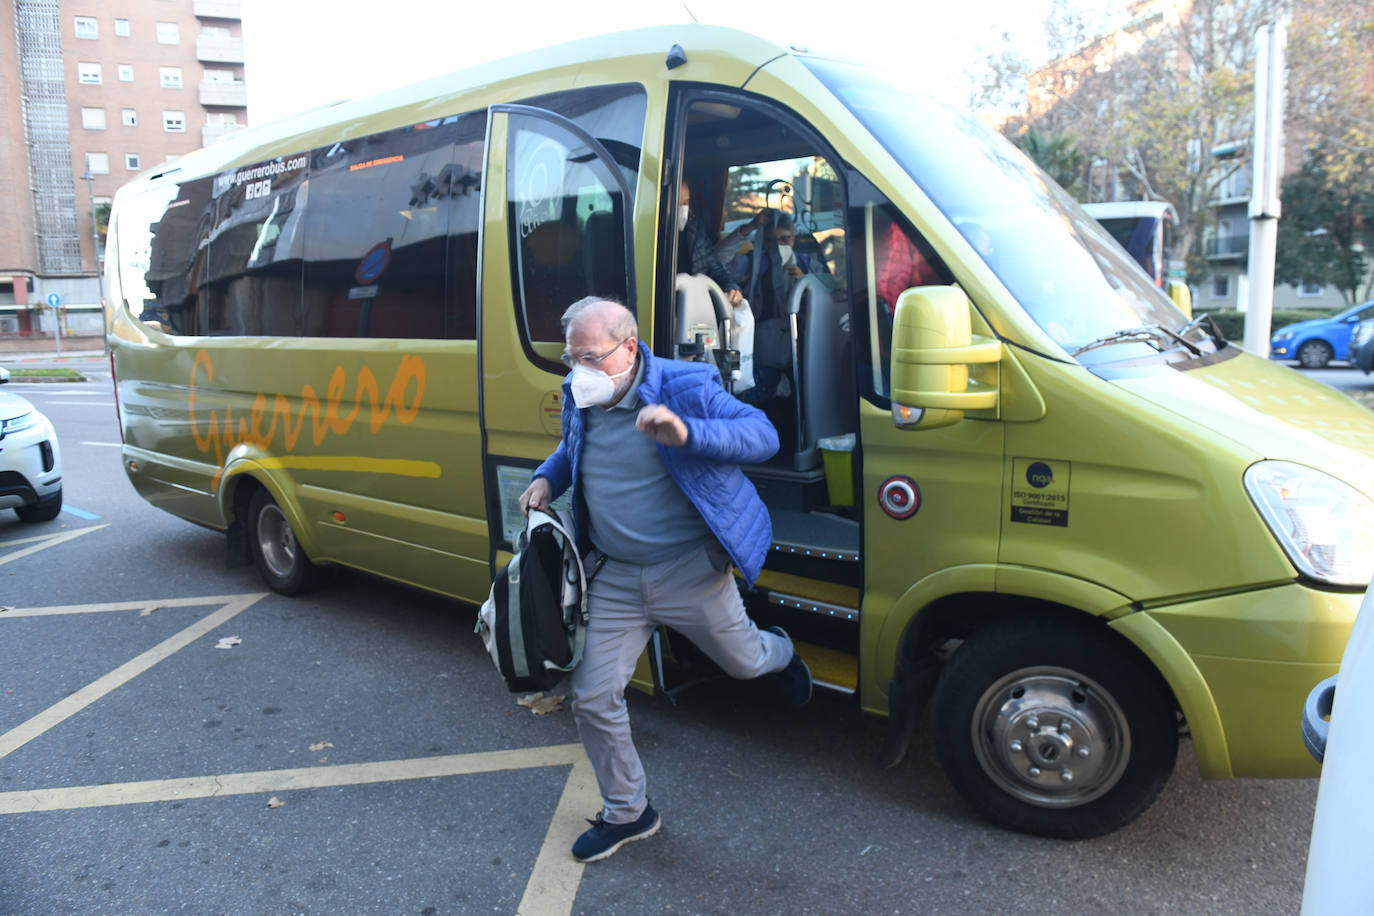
[[0, 367, 63, 522]]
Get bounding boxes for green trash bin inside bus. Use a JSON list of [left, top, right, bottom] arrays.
[[818, 434, 855, 507]]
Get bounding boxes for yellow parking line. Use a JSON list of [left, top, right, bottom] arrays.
[[518, 753, 601, 916], [0, 593, 266, 619], [0, 593, 265, 759], [0, 525, 106, 566], [0, 744, 585, 814], [0, 743, 599, 916]]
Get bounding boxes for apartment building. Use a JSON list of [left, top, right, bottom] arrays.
[[1, 0, 248, 338]]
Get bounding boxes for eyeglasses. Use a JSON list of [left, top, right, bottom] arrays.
[[560, 336, 630, 369]]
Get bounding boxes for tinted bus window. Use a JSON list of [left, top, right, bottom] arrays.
[[134, 176, 215, 334], [205, 155, 309, 335], [300, 116, 472, 339], [444, 112, 487, 339]]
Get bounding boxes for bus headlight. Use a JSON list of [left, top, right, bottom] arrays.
[[1244, 460, 1374, 587]]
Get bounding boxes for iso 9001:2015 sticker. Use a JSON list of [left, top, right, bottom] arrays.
[[1010, 458, 1070, 527]]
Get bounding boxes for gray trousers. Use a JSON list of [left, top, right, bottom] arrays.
[[570, 540, 794, 824]]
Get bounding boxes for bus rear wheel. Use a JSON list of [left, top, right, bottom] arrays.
[[248, 488, 327, 595], [930, 618, 1177, 839]]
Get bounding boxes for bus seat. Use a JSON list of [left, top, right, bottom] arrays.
[[790, 274, 854, 471], [673, 272, 732, 371]]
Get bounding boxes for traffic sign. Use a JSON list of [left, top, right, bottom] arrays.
[[46, 292, 60, 308]]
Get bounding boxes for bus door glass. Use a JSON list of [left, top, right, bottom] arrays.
[[477, 87, 645, 563]]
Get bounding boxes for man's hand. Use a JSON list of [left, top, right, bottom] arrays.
[[727, 288, 744, 307], [519, 477, 551, 515], [636, 404, 689, 447], [784, 262, 804, 280]]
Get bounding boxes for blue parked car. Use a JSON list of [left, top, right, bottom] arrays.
[[1270, 300, 1374, 368]]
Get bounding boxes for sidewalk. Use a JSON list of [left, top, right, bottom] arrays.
[[0, 337, 106, 361]]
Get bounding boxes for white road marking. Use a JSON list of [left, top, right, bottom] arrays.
[[0, 525, 106, 567], [80, 441, 123, 448], [44, 401, 114, 407], [0, 593, 265, 759]]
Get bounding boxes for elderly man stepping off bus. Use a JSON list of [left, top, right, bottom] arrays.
[[519, 296, 812, 863]]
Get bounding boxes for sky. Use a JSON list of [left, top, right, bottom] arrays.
[[240, 0, 1075, 126]]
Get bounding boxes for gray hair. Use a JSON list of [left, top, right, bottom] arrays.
[[560, 296, 638, 342]]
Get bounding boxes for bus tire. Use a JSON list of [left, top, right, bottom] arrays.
[[247, 488, 327, 595], [930, 618, 1177, 839]]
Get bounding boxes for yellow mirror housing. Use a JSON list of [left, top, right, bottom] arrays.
[[1168, 279, 1192, 318], [890, 286, 1002, 430]]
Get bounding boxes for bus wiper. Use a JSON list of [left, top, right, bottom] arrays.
[[1175, 312, 1226, 348], [1071, 324, 1202, 357]]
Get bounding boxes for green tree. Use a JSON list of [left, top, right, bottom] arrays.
[[1275, 151, 1374, 305]]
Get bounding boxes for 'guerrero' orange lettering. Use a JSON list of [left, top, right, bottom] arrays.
[[188, 349, 427, 482]]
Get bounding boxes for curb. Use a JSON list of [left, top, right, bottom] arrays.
[[6, 375, 89, 383]]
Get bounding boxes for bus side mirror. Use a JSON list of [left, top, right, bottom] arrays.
[[889, 286, 1001, 430], [1168, 280, 1192, 318]]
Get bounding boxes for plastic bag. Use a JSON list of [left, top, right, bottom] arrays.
[[731, 298, 756, 393]]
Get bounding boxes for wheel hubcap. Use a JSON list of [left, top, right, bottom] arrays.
[[256, 504, 298, 578], [970, 666, 1130, 808]]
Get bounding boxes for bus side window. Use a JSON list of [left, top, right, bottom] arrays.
[[299, 119, 463, 339], [204, 156, 308, 336], [852, 202, 952, 400], [505, 84, 646, 361]]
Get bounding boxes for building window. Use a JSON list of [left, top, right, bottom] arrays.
[[155, 21, 179, 44], [207, 112, 239, 127], [77, 62, 102, 85], [162, 110, 186, 133], [201, 25, 230, 38], [203, 68, 235, 84], [1211, 275, 1230, 299], [114, 18, 130, 37], [86, 152, 110, 175], [81, 107, 107, 130], [122, 108, 137, 127], [125, 153, 141, 171], [74, 16, 97, 39], [160, 67, 183, 89], [1298, 280, 1323, 298], [118, 64, 134, 82]]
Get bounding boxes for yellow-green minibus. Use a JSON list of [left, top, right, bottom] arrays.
[[104, 25, 1374, 839]]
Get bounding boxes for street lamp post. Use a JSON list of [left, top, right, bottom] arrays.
[[80, 170, 107, 356]]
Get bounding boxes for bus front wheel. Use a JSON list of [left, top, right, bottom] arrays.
[[247, 488, 327, 595], [930, 618, 1177, 839]]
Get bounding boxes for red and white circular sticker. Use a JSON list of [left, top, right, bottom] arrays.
[[879, 476, 921, 520]]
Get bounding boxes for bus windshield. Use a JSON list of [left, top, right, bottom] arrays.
[[801, 57, 1212, 364]]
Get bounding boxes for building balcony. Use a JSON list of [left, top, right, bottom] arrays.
[[199, 81, 247, 107], [1204, 235, 1248, 259], [203, 123, 245, 146], [194, 0, 242, 20], [196, 35, 244, 64]]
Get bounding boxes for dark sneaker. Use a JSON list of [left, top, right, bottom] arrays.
[[571, 804, 661, 863], [767, 626, 813, 706]]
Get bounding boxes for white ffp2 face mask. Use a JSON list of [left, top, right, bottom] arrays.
[[776, 243, 794, 266], [677, 205, 690, 232], [569, 361, 635, 408]]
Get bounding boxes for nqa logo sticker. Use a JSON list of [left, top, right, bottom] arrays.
[[1010, 458, 1070, 526]]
